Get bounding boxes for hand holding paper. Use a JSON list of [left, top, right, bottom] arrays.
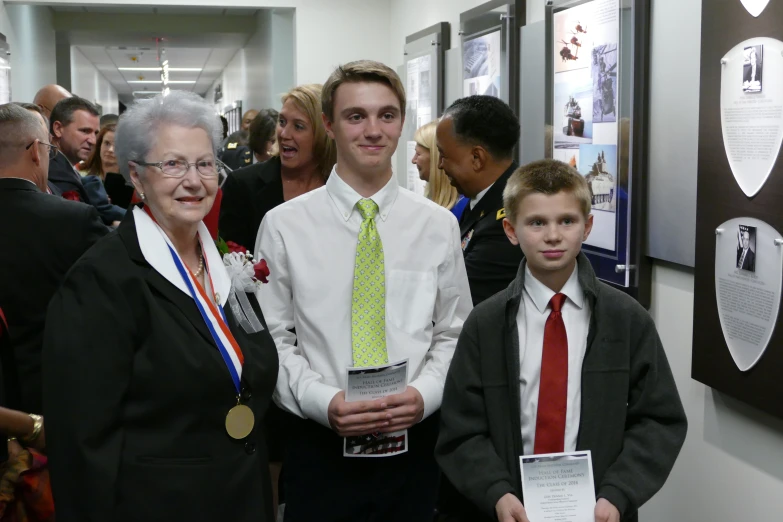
[[495, 493, 530, 522], [328, 391, 389, 437], [594, 498, 620, 522], [377, 386, 424, 433]]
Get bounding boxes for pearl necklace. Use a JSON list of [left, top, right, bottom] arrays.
[[192, 254, 205, 278]]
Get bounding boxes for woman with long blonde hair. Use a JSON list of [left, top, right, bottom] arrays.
[[412, 120, 465, 218]]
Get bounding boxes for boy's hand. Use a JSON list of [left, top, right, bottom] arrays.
[[327, 392, 389, 436], [495, 493, 530, 522], [376, 386, 424, 432], [595, 498, 620, 522]]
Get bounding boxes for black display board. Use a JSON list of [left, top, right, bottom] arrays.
[[692, 0, 783, 420]]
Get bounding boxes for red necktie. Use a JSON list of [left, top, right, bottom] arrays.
[[534, 293, 568, 454]]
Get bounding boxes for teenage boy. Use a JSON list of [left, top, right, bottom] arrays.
[[436, 159, 687, 522], [256, 61, 473, 522]]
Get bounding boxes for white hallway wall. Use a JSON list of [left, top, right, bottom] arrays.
[[70, 46, 118, 115], [388, 1, 783, 521], [0, 4, 56, 102]]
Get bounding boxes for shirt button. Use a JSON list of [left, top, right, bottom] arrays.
[[244, 442, 256, 455]]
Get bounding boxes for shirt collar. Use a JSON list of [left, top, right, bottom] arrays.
[[132, 206, 231, 306], [325, 166, 399, 222], [523, 261, 584, 314], [470, 182, 494, 210]]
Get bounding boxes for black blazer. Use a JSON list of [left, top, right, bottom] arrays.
[[48, 152, 90, 203], [42, 210, 278, 522], [0, 178, 107, 414], [219, 157, 284, 252], [460, 163, 524, 305]]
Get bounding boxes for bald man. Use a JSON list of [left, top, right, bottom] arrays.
[[33, 84, 72, 119], [0, 103, 107, 414], [241, 109, 259, 131]]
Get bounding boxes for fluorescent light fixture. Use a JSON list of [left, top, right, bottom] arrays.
[[119, 67, 202, 72], [127, 80, 196, 84], [132, 91, 162, 95]]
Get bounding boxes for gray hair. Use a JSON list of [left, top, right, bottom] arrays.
[[0, 103, 48, 169], [115, 90, 222, 180]]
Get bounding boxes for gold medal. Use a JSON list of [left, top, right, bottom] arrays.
[[225, 404, 255, 440]]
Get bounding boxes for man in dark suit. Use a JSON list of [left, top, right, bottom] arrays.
[[0, 103, 108, 415], [48, 96, 100, 202], [737, 231, 756, 271], [436, 95, 523, 306]]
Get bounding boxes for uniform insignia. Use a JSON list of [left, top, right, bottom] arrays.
[[480, 210, 485, 218], [227, 142, 238, 150], [496, 208, 506, 220], [461, 229, 474, 251], [244, 157, 251, 164]]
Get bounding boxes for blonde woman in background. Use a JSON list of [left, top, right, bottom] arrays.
[[412, 120, 467, 220]]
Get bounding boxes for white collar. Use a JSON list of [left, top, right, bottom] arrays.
[[524, 261, 584, 314], [470, 182, 494, 210], [325, 166, 399, 222], [133, 206, 230, 306]]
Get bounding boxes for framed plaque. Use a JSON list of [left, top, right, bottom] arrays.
[[397, 23, 450, 194], [692, 0, 783, 420], [545, 0, 652, 305]]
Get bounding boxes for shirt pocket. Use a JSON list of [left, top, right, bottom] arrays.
[[386, 270, 436, 336]]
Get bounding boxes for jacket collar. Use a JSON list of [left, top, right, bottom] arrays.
[[326, 166, 399, 222], [122, 206, 231, 306], [0, 177, 41, 192], [258, 156, 282, 185]]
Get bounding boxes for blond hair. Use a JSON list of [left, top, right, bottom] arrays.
[[276, 84, 336, 179], [503, 159, 592, 222], [414, 121, 459, 209], [321, 60, 406, 121]]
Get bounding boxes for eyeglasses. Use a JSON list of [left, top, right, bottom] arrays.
[[26, 139, 59, 160], [133, 159, 218, 178]]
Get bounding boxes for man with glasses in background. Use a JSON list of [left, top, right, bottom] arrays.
[[0, 103, 107, 418]]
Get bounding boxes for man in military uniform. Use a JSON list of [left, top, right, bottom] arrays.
[[241, 109, 259, 131], [436, 95, 523, 307], [218, 129, 251, 171]]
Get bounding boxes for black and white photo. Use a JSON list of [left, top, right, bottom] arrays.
[[736, 224, 757, 272], [742, 45, 763, 93]]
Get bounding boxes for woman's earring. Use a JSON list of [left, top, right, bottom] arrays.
[[139, 192, 145, 200]]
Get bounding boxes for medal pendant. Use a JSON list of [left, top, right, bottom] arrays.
[[225, 404, 255, 440]]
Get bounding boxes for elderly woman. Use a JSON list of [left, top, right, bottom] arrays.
[[219, 84, 336, 252], [42, 91, 277, 522], [412, 120, 466, 219], [80, 123, 128, 225]]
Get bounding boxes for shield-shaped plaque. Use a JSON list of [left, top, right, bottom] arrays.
[[714, 217, 783, 371], [739, 0, 770, 17], [720, 38, 783, 197]]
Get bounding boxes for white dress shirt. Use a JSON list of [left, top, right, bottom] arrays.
[[469, 182, 494, 210], [517, 262, 590, 455], [255, 168, 473, 428]]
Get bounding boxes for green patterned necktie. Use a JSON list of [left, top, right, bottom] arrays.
[[351, 198, 388, 367]]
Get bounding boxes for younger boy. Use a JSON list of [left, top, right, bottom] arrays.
[[435, 159, 686, 522]]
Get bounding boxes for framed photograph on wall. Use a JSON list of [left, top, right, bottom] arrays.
[[459, 0, 525, 116], [398, 22, 450, 194], [545, 0, 652, 306]]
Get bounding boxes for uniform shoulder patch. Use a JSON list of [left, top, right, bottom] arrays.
[[227, 142, 238, 150], [496, 208, 506, 220]]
